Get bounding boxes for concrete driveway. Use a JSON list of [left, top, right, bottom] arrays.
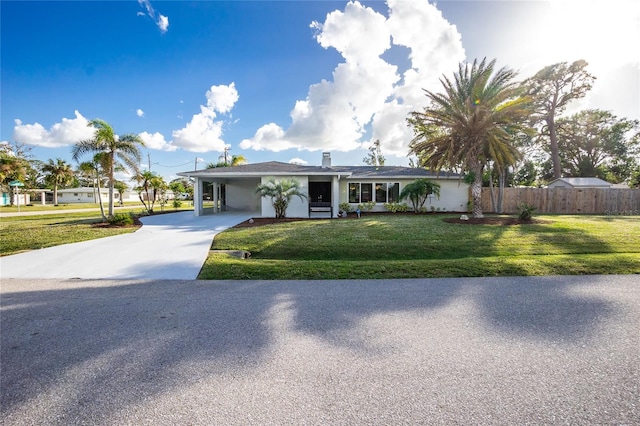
[[1, 275, 638, 424], [0, 211, 253, 280]]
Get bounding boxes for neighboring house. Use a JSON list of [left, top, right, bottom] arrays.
[[137, 189, 177, 202], [178, 152, 470, 218], [1, 191, 29, 206], [546, 177, 613, 188], [56, 187, 138, 204]]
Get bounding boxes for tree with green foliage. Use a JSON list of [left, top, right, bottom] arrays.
[[207, 154, 248, 169], [169, 177, 193, 200], [256, 178, 307, 219], [77, 152, 110, 220], [1, 142, 36, 205], [512, 160, 539, 187], [399, 179, 440, 213], [363, 139, 386, 166], [556, 109, 639, 182], [72, 119, 144, 218], [42, 158, 75, 205], [629, 166, 640, 188], [408, 58, 531, 218], [113, 180, 129, 207], [134, 170, 166, 213], [524, 60, 595, 179]]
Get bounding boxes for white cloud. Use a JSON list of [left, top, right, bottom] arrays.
[[138, 131, 177, 152], [157, 14, 169, 33], [136, 108, 145, 117], [240, 123, 290, 152], [288, 157, 308, 165], [171, 83, 239, 153], [13, 110, 96, 148], [241, 0, 465, 158], [137, 0, 169, 33], [206, 82, 239, 114]]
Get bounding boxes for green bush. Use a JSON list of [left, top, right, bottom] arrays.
[[384, 202, 408, 213], [173, 199, 183, 208], [338, 202, 353, 213], [108, 212, 134, 226], [358, 201, 376, 212], [518, 202, 536, 220]]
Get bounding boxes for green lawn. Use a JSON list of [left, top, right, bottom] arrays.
[[0, 212, 140, 256], [200, 215, 640, 279], [0, 201, 195, 213]]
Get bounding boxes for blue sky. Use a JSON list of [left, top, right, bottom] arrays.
[[2, 0, 639, 183]]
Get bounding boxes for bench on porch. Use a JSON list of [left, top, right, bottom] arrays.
[[309, 201, 333, 218]]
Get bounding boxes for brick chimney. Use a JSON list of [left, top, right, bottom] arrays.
[[322, 152, 331, 168]]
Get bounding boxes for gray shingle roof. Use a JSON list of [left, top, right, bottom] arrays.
[[332, 166, 460, 179], [549, 177, 613, 187], [179, 162, 461, 179]]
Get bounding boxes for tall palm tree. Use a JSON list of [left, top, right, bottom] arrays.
[[42, 158, 75, 205], [255, 178, 307, 219], [72, 119, 144, 218], [408, 58, 531, 218], [77, 152, 110, 221]]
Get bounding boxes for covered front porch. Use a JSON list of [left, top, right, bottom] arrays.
[[192, 177, 261, 217], [191, 175, 342, 218]]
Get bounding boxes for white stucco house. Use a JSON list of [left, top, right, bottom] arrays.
[[178, 152, 470, 218], [56, 187, 138, 204]]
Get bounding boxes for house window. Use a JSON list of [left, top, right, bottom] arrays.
[[349, 183, 360, 203], [73, 193, 78, 197], [87, 193, 93, 198], [375, 183, 387, 203], [350, 182, 400, 204], [361, 183, 372, 202], [388, 183, 400, 202]]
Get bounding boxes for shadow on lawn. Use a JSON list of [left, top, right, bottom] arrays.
[[0, 276, 622, 423]]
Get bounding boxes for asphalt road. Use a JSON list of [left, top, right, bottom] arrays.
[[1, 275, 638, 425]]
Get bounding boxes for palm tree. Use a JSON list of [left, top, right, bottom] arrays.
[[72, 119, 144, 218], [113, 180, 128, 207], [399, 179, 440, 213], [42, 158, 75, 205], [133, 170, 166, 213], [207, 154, 248, 169], [408, 58, 531, 218], [77, 152, 110, 221], [255, 178, 307, 219]]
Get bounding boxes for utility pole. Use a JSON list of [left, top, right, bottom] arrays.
[[224, 146, 230, 164], [194, 157, 198, 171], [148, 153, 152, 171]]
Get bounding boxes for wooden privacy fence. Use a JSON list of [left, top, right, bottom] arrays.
[[481, 187, 640, 215]]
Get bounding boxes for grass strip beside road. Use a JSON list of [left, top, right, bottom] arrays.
[[0, 201, 148, 213], [200, 215, 640, 279], [0, 212, 139, 256]]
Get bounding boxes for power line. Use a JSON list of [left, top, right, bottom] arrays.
[[153, 161, 194, 168]]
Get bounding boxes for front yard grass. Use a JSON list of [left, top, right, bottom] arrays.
[[200, 215, 640, 279], [0, 212, 139, 256]]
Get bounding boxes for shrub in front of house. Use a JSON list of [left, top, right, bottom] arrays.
[[384, 202, 409, 213], [108, 212, 134, 226], [339, 202, 353, 213], [358, 201, 376, 212]]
